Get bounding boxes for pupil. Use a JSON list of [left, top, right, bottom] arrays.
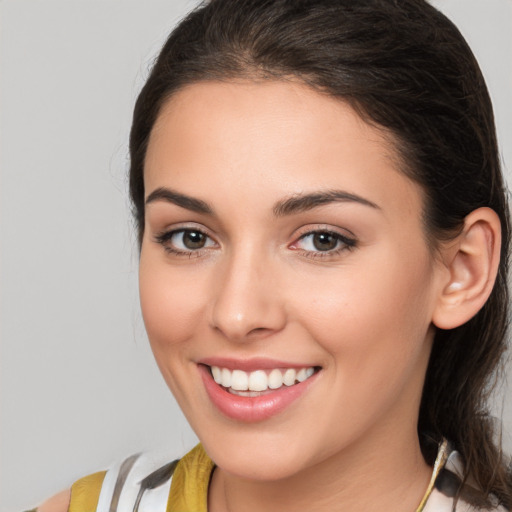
[[184, 231, 205, 249], [313, 232, 337, 251]]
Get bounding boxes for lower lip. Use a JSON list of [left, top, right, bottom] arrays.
[[199, 365, 319, 423]]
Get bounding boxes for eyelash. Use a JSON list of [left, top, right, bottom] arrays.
[[291, 229, 357, 259], [154, 228, 216, 258], [153, 227, 357, 259]]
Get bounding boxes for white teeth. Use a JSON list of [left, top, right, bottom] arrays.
[[268, 368, 283, 389], [210, 365, 316, 393], [211, 366, 222, 384], [221, 367, 232, 388], [283, 368, 296, 386], [231, 369, 249, 391], [248, 370, 268, 392], [229, 389, 262, 397], [296, 368, 308, 382]]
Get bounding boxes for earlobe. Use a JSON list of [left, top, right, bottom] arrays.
[[432, 207, 501, 330]]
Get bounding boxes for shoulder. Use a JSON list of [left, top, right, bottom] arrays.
[[93, 451, 178, 511], [36, 489, 71, 512], [35, 471, 105, 512], [65, 448, 192, 512], [74, 444, 212, 512], [34, 445, 210, 512]]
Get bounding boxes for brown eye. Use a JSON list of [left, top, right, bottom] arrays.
[[155, 228, 216, 254], [182, 230, 207, 249], [312, 232, 338, 251], [291, 229, 357, 257]]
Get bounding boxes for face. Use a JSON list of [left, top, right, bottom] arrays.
[[140, 80, 447, 481]]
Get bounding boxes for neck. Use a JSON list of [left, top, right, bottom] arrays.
[[209, 427, 432, 512]]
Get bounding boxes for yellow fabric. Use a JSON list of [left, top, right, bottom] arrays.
[[68, 471, 106, 512], [63, 442, 447, 512], [167, 444, 215, 512]]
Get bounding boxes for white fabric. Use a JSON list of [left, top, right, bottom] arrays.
[[94, 445, 508, 512], [96, 458, 124, 512], [96, 451, 174, 512], [423, 450, 507, 512]]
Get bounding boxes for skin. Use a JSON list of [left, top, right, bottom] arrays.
[[38, 80, 501, 512], [37, 490, 70, 512], [139, 80, 450, 512]]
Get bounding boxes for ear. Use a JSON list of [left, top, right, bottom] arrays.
[[432, 207, 501, 330]]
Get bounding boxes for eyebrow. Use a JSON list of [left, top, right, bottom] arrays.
[[145, 187, 213, 215], [273, 190, 380, 216], [145, 186, 379, 217]]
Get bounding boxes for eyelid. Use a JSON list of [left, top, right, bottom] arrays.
[[288, 225, 357, 256], [153, 223, 219, 256], [153, 221, 216, 239], [292, 224, 356, 240], [152, 222, 356, 258]]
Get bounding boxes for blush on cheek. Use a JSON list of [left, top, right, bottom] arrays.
[[139, 269, 202, 349], [297, 255, 433, 366]]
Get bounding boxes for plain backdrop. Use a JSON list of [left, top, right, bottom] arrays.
[[1, 1, 511, 510]]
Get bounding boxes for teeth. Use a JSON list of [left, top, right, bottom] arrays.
[[210, 365, 316, 393], [297, 367, 314, 382], [231, 370, 249, 391], [268, 368, 283, 389], [296, 368, 308, 382], [221, 368, 232, 388], [248, 370, 268, 392], [283, 369, 296, 386], [211, 366, 222, 384]]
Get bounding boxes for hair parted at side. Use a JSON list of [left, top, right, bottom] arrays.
[[129, 0, 511, 506]]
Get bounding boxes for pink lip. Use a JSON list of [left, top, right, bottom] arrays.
[[198, 363, 320, 423], [198, 357, 313, 372]]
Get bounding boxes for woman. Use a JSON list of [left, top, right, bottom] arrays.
[[38, 0, 511, 510]]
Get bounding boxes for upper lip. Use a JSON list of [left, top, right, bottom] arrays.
[[197, 357, 319, 372]]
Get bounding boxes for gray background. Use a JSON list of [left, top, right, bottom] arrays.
[[0, 1, 510, 510]]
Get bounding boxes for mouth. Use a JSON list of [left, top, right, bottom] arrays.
[[209, 365, 318, 396], [198, 361, 322, 422]]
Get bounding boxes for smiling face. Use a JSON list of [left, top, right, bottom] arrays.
[[139, 80, 448, 482]]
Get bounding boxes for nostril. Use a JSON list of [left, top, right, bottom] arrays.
[[249, 327, 267, 334], [246, 326, 278, 339], [209, 284, 287, 340]]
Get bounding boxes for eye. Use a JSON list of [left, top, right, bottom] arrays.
[[154, 228, 216, 255], [291, 230, 356, 256], [301, 232, 339, 251]]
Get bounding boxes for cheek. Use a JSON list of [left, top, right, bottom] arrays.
[[291, 246, 435, 371], [288, 252, 435, 440], [139, 254, 208, 354]]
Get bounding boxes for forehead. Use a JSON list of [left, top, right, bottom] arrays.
[[144, 80, 422, 221]]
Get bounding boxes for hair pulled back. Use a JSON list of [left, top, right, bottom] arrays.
[[129, 0, 511, 506]]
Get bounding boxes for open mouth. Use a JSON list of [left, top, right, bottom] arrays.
[[199, 362, 323, 422], [208, 365, 321, 397]]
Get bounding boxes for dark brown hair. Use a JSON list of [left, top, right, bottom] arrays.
[[129, 0, 511, 506]]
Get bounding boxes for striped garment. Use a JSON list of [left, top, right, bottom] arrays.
[[28, 441, 509, 512]]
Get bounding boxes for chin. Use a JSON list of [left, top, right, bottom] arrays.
[[212, 450, 306, 481], [198, 428, 321, 482]]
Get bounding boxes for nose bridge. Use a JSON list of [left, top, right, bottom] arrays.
[[210, 241, 284, 340]]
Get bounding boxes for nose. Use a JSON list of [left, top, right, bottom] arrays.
[[209, 247, 286, 341]]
